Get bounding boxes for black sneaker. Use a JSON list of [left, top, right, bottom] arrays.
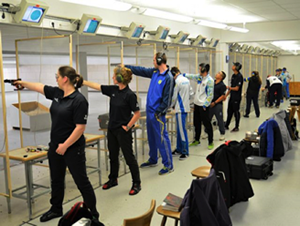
[[40, 209, 62, 222], [225, 126, 229, 130], [243, 115, 249, 118], [172, 149, 180, 155], [92, 218, 105, 226], [179, 154, 188, 161], [231, 128, 239, 132], [102, 179, 118, 190], [129, 183, 141, 195]]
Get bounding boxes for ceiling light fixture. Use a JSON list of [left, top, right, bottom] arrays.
[[142, 8, 193, 23], [197, 20, 227, 29], [60, 0, 132, 11], [227, 26, 249, 33]]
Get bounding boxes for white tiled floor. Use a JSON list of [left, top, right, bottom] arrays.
[[0, 93, 299, 226]]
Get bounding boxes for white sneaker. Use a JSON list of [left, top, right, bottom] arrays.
[[201, 133, 208, 139], [219, 135, 225, 141]]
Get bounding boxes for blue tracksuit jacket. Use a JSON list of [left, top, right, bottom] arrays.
[[125, 65, 174, 168]]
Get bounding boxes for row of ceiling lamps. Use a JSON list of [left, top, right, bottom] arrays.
[[59, 0, 249, 33]]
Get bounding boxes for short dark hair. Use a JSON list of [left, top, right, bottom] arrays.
[[171, 67, 180, 76], [155, 52, 167, 64]]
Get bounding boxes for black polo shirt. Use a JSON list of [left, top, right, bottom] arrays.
[[212, 81, 226, 105], [44, 86, 88, 148], [230, 72, 243, 101], [101, 85, 140, 130]]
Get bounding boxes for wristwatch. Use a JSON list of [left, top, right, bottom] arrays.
[[126, 125, 131, 130]]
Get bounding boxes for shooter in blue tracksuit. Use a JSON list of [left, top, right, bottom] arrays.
[[125, 52, 174, 175]]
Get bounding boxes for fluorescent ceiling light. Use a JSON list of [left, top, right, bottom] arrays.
[[60, 0, 132, 11], [271, 41, 300, 51], [198, 20, 227, 29], [227, 26, 249, 33], [143, 8, 193, 23]]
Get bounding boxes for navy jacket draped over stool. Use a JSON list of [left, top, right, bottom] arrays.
[[180, 169, 232, 226]]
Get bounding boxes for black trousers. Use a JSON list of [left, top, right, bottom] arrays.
[[269, 84, 282, 107], [245, 93, 260, 117], [48, 143, 99, 218], [107, 128, 141, 184], [225, 99, 241, 129], [193, 104, 213, 144]]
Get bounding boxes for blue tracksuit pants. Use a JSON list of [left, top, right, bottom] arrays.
[[176, 113, 189, 155], [146, 112, 173, 169]]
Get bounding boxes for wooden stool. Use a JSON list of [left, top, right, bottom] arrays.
[[191, 165, 211, 179], [156, 205, 180, 226]]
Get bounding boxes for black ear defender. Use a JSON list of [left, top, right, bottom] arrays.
[[116, 66, 123, 83], [156, 52, 166, 66], [199, 63, 210, 74], [233, 62, 242, 71]]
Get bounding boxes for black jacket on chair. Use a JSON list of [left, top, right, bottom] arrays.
[[207, 141, 254, 208], [180, 169, 232, 226]]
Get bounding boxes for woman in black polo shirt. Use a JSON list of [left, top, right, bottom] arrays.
[[14, 66, 104, 225], [83, 66, 141, 195]]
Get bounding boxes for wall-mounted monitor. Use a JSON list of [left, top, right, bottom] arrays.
[[13, 0, 49, 26], [209, 38, 219, 48], [191, 35, 206, 46], [78, 14, 102, 35], [171, 31, 189, 44], [152, 26, 170, 41], [121, 22, 145, 39]]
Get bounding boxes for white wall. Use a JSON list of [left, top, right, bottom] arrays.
[[278, 55, 300, 81]]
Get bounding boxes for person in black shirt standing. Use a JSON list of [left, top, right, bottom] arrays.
[[225, 62, 244, 132], [14, 66, 104, 225], [244, 71, 262, 118], [83, 66, 141, 195], [209, 71, 227, 141]]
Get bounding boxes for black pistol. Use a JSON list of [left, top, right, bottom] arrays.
[[4, 78, 24, 90]]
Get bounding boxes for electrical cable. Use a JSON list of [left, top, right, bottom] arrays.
[[51, 21, 80, 36]]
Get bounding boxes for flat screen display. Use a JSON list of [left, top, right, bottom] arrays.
[[132, 27, 143, 38], [22, 6, 45, 23], [198, 38, 206, 45], [83, 19, 100, 33], [179, 34, 188, 43], [213, 40, 219, 47], [160, 29, 169, 40]]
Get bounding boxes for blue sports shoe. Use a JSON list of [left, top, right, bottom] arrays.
[[158, 166, 174, 175], [140, 160, 158, 168]]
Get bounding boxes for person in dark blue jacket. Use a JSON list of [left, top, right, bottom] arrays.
[[125, 52, 174, 175]]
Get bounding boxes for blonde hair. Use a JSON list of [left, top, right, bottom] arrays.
[[114, 66, 133, 85]]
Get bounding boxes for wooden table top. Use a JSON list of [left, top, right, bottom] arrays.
[[0, 134, 105, 161], [0, 146, 47, 162]]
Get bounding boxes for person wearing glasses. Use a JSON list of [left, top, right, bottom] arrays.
[[14, 66, 104, 226], [83, 66, 141, 195]]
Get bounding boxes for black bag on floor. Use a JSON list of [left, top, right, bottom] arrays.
[[58, 202, 93, 226], [245, 156, 273, 180]]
